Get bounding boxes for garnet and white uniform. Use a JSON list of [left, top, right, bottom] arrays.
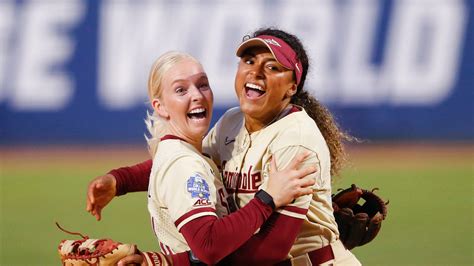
[[113, 106, 360, 265], [147, 135, 230, 254], [203, 105, 359, 265], [146, 135, 275, 265]]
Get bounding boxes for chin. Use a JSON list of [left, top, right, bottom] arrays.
[[195, 125, 209, 136], [240, 102, 261, 116]]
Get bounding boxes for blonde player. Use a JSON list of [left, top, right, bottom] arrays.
[[88, 28, 360, 265], [126, 51, 315, 265]]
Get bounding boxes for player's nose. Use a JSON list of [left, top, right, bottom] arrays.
[[249, 64, 264, 79], [190, 86, 205, 102]]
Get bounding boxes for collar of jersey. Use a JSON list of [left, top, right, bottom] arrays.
[[245, 104, 302, 135], [160, 134, 187, 142], [265, 104, 302, 128], [159, 134, 210, 158]]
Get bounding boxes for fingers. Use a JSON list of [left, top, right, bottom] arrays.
[[299, 176, 316, 187], [86, 181, 99, 217], [270, 156, 277, 173], [87, 200, 102, 221], [270, 151, 313, 173], [86, 175, 116, 221], [296, 165, 317, 179], [285, 151, 311, 170], [87, 182, 99, 205], [117, 254, 143, 266], [296, 187, 314, 197], [293, 177, 315, 197], [283, 164, 317, 182], [86, 198, 92, 212], [86, 182, 96, 213], [89, 205, 102, 221], [95, 208, 102, 221]]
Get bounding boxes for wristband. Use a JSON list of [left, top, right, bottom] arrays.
[[255, 189, 276, 210]]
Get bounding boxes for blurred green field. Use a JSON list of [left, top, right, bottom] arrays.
[[1, 144, 473, 265]]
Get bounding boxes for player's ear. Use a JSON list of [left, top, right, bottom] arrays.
[[152, 98, 169, 119], [286, 83, 297, 98]]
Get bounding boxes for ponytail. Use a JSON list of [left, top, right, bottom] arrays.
[[291, 91, 354, 177], [145, 110, 168, 157]]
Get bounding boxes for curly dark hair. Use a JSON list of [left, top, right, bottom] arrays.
[[248, 27, 354, 177]]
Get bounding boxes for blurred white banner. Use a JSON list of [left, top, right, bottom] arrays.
[[0, 0, 468, 110]]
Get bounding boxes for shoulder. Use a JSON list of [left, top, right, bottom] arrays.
[[153, 152, 211, 191], [212, 106, 244, 137], [155, 140, 189, 159], [155, 141, 207, 171], [277, 109, 322, 140], [219, 107, 244, 125], [271, 109, 327, 152]]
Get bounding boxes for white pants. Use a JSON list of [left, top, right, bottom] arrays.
[[290, 240, 362, 266], [321, 240, 361, 266]]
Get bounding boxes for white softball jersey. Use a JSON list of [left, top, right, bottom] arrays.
[[203, 106, 340, 258], [147, 137, 230, 255]]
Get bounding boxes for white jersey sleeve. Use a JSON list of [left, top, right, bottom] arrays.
[[259, 145, 320, 219], [154, 155, 219, 231]]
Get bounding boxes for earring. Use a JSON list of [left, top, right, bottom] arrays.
[[287, 88, 296, 97]]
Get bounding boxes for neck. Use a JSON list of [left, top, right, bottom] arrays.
[[244, 104, 292, 133], [167, 129, 203, 153], [186, 139, 203, 153]]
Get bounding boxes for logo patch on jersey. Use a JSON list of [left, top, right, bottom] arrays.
[[193, 198, 211, 206], [187, 173, 210, 200], [224, 136, 235, 145]]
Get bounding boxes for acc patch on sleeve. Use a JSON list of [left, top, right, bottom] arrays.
[[186, 173, 210, 200]]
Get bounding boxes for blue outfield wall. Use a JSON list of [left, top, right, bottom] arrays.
[[0, 0, 473, 144]]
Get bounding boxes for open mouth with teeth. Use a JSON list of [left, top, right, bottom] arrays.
[[245, 83, 266, 99], [187, 108, 207, 120]]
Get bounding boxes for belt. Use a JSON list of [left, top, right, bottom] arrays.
[[276, 244, 335, 266]]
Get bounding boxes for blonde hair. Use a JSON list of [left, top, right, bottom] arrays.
[[145, 51, 199, 156]]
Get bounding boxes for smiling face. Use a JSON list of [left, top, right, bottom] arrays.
[[152, 58, 213, 146], [235, 46, 297, 132]]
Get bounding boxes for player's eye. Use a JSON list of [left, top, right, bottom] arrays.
[[266, 63, 282, 72], [241, 56, 254, 65], [199, 83, 210, 91], [175, 87, 186, 95], [267, 65, 279, 71]]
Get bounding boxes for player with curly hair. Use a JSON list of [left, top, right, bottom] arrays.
[[88, 28, 361, 265]]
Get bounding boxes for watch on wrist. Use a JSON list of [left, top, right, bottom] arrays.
[[188, 250, 205, 266], [255, 189, 276, 210]]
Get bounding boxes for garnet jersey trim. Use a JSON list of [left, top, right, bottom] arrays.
[[174, 207, 216, 231]]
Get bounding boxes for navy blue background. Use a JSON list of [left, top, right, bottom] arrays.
[[1, 0, 472, 144]]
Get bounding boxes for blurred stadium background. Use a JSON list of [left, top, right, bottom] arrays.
[[1, 0, 472, 265]]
